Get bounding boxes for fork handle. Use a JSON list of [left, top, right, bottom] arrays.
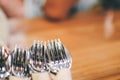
[[50, 69, 72, 80], [9, 76, 31, 80], [32, 72, 51, 80]]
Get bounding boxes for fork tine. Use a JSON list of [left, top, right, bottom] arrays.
[[0, 48, 2, 61], [49, 40, 55, 62], [58, 39, 68, 62], [44, 41, 48, 63], [57, 40, 65, 62]]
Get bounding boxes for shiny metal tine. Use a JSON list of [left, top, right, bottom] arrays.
[[34, 40, 37, 66], [54, 39, 61, 62], [14, 47, 18, 66], [49, 40, 55, 62], [37, 41, 46, 72], [0, 48, 2, 61], [44, 41, 51, 67], [39, 40, 42, 63], [39, 41, 42, 64], [13, 46, 17, 63], [19, 49, 23, 68], [33, 40, 37, 62], [40, 41, 46, 72], [44, 41, 50, 70], [55, 39, 64, 62], [51, 40, 55, 62], [47, 40, 54, 62], [44, 41, 47, 62], [40, 41, 44, 64], [0, 48, 3, 70], [37, 40, 41, 62], [23, 49, 30, 77], [22, 49, 26, 68], [0, 48, 2, 75], [51, 40, 59, 62]]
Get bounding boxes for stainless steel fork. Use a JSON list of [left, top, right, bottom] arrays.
[[0, 47, 10, 80], [46, 39, 72, 80], [29, 41, 50, 80], [10, 47, 31, 80]]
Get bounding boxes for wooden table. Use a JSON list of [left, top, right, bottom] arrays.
[[10, 11, 120, 80]]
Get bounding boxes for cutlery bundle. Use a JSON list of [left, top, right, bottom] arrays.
[[0, 39, 72, 80]]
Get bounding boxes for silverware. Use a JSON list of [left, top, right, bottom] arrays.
[[0, 39, 72, 80], [0, 47, 10, 80], [45, 39, 72, 80], [29, 41, 51, 80], [46, 39, 72, 74], [29, 41, 46, 73], [10, 47, 30, 78]]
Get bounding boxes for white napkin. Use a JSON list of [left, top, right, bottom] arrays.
[[32, 72, 51, 80], [50, 69, 72, 80], [9, 76, 31, 80]]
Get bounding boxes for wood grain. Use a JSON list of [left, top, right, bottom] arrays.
[[10, 11, 120, 80]]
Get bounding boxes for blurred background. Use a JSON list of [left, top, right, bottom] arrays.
[[0, 0, 120, 80]]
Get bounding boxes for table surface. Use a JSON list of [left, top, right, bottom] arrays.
[[11, 11, 120, 80]]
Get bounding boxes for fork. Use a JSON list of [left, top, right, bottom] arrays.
[[9, 47, 31, 80], [46, 39, 72, 80], [0, 47, 10, 80], [29, 41, 50, 80]]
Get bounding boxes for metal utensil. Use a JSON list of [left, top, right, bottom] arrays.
[[46, 39, 72, 73], [46, 39, 72, 80], [0, 47, 10, 80], [29, 41, 46, 72], [10, 47, 30, 78], [29, 41, 50, 80]]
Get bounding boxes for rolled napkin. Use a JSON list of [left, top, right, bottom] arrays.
[[50, 69, 72, 80], [32, 72, 51, 80], [9, 76, 31, 80]]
